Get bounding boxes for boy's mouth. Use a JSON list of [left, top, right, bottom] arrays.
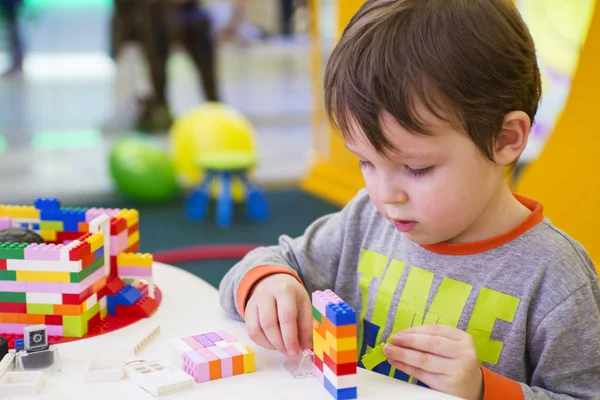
[[393, 220, 418, 232]]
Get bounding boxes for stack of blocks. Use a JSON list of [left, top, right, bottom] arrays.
[[170, 330, 255, 383], [0, 198, 157, 338], [312, 290, 358, 400]]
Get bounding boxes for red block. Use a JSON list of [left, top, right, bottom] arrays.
[[110, 218, 127, 235], [81, 252, 95, 269], [105, 276, 125, 295], [116, 295, 158, 318], [0, 303, 26, 313], [57, 231, 85, 243], [125, 242, 140, 254], [110, 256, 118, 276], [313, 353, 324, 372], [62, 286, 93, 305], [0, 260, 6, 270], [323, 352, 356, 376], [128, 223, 139, 235], [78, 233, 93, 241], [70, 241, 91, 261], [87, 313, 101, 330], [45, 315, 63, 325]]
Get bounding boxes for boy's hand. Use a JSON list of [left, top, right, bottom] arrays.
[[384, 325, 483, 400], [244, 273, 312, 357]]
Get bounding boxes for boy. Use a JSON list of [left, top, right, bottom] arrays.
[[219, 0, 600, 398]]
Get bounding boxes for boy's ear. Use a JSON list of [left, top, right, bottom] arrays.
[[494, 111, 531, 166]]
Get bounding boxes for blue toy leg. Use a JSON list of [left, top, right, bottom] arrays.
[[216, 171, 233, 228], [186, 172, 214, 221], [241, 174, 269, 221]]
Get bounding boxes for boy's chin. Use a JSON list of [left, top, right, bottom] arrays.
[[402, 231, 443, 246]]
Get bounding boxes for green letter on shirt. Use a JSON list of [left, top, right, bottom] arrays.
[[467, 287, 520, 365]]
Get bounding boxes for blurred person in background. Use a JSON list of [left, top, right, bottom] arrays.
[[0, 0, 24, 78], [111, 0, 219, 132]]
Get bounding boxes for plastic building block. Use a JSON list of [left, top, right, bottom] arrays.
[[172, 330, 255, 383], [0, 352, 15, 377], [84, 359, 124, 382], [285, 348, 315, 379], [34, 198, 60, 211], [0, 370, 44, 396], [15, 345, 61, 372], [125, 360, 193, 397], [117, 252, 153, 268], [133, 323, 160, 355], [105, 276, 126, 295], [312, 290, 357, 399], [114, 285, 142, 306]]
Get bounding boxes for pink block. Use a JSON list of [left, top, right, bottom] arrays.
[[184, 351, 210, 383], [27, 282, 63, 293], [215, 330, 238, 343], [117, 231, 128, 251], [312, 289, 343, 315], [0, 323, 26, 334], [182, 337, 204, 350], [223, 346, 243, 376], [197, 348, 218, 362], [0, 281, 27, 292], [0, 217, 11, 230], [24, 243, 63, 261], [46, 325, 64, 336], [85, 208, 121, 223], [207, 346, 232, 378], [61, 268, 105, 293], [118, 267, 152, 277]]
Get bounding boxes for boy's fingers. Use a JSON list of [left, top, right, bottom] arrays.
[[401, 324, 464, 341], [384, 344, 452, 375], [391, 333, 459, 359], [276, 293, 300, 356], [258, 297, 287, 354], [297, 294, 313, 351], [388, 359, 438, 389], [245, 301, 275, 350]]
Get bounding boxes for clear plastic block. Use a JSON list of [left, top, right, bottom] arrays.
[[15, 345, 61, 373], [284, 349, 315, 379]]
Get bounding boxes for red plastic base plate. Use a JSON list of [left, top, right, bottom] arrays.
[[1, 283, 162, 349]]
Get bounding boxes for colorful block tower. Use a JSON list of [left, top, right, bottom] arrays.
[[312, 290, 358, 400], [170, 330, 255, 383], [0, 198, 158, 338]]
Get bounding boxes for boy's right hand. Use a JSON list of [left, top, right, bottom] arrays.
[[244, 273, 312, 357]]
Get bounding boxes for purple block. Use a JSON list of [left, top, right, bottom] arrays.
[[0, 217, 12, 230], [193, 335, 214, 347], [204, 332, 222, 342], [0, 281, 27, 292]]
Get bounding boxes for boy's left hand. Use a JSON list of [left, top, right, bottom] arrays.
[[384, 325, 483, 400]]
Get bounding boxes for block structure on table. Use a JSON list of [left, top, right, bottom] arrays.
[[0, 198, 158, 338], [170, 330, 255, 383], [312, 290, 358, 400]]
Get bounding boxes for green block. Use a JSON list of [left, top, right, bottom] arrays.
[[0, 271, 17, 281], [0, 243, 27, 260], [84, 302, 100, 321], [312, 306, 323, 324], [40, 221, 64, 231], [63, 315, 87, 337], [0, 292, 26, 303], [70, 257, 104, 283], [27, 303, 54, 314]]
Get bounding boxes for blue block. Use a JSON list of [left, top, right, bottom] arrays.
[[107, 295, 117, 316], [20, 223, 28, 229], [32, 224, 40, 230], [40, 209, 61, 221], [34, 197, 60, 211], [326, 301, 356, 326], [94, 248, 104, 259], [324, 377, 357, 400], [115, 285, 142, 306], [216, 171, 233, 228]]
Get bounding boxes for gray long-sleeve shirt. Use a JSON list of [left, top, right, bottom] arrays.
[[220, 189, 600, 399]]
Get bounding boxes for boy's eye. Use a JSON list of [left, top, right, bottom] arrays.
[[359, 160, 372, 169], [406, 166, 434, 177]]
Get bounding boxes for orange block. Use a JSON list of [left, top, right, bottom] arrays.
[[209, 359, 221, 380], [329, 347, 357, 364], [78, 222, 89, 232], [313, 318, 327, 339], [323, 318, 357, 338], [231, 353, 244, 375], [92, 277, 106, 293], [0, 313, 19, 323], [18, 314, 45, 324], [54, 304, 84, 316]]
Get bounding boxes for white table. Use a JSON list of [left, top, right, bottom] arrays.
[[17, 263, 459, 400]]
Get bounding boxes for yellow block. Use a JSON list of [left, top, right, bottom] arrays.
[[116, 253, 153, 267], [313, 330, 328, 360], [326, 330, 357, 352], [243, 347, 255, 373], [40, 230, 57, 242], [16, 270, 71, 283], [127, 231, 140, 247], [515, 2, 600, 269], [115, 209, 139, 228], [100, 307, 107, 320], [86, 232, 104, 253], [0, 205, 40, 219]]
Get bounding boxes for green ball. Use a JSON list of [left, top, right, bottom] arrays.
[[109, 135, 178, 203]]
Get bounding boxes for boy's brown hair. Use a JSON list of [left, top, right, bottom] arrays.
[[324, 0, 542, 162]]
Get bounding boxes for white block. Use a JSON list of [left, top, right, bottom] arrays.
[[231, 342, 249, 355], [26, 292, 63, 305], [214, 340, 230, 348], [85, 293, 98, 311], [169, 339, 192, 368], [0, 371, 44, 396], [125, 361, 193, 397], [84, 360, 124, 382], [89, 215, 110, 234], [0, 353, 15, 377], [59, 240, 81, 262], [323, 364, 357, 390], [7, 259, 82, 273], [100, 296, 107, 310], [133, 324, 160, 356]]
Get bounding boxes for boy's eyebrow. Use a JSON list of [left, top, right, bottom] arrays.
[[345, 143, 435, 160]]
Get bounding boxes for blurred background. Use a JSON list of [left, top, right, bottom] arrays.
[[0, 0, 598, 285]]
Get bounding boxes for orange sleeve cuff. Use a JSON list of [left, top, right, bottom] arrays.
[[481, 366, 524, 400], [236, 265, 303, 317]]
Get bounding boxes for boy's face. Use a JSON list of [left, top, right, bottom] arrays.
[[346, 109, 505, 245]]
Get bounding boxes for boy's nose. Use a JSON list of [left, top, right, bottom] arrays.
[[379, 184, 408, 205]]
